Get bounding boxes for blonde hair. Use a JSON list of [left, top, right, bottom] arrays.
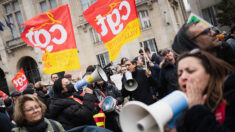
[[14, 94, 46, 126]]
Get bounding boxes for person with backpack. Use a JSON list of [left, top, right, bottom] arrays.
[[11, 94, 64, 132]]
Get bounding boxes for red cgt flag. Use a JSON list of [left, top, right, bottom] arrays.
[[0, 90, 8, 100], [83, 0, 141, 61], [21, 5, 80, 74], [12, 68, 29, 92]]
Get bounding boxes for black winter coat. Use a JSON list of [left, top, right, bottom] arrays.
[[36, 91, 50, 108], [0, 107, 14, 132], [159, 61, 178, 98], [94, 82, 123, 132], [95, 82, 124, 105], [121, 68, 157, 105], [48, 93, 98, 130], [216, 42, 235, 67], [176, 73, 235, 132]]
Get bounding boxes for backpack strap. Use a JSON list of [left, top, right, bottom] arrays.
[[49, 119, 60, 132]]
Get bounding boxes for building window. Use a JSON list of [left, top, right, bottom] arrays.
[[140, 38, 158, 53], [90, 28, 102, 45], [80, 0, 97, 11], [138, 10, 151, 30], [202, 6, 218, 26], [40, 0, 57, 13], [20, 57, 41, 84], [97, 52, 110, 67], [4, 1, 24, 38]]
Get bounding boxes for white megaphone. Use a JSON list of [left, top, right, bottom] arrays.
[[124, 71, 138, 91], [75, 66, 108, 90], [120, 90, 188, 132]]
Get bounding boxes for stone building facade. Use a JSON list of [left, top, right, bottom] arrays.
[[0, 0, 186, 93], [187, 0, 232, 31]]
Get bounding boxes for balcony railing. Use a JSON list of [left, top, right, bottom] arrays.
[[5, 37, 26, 53]]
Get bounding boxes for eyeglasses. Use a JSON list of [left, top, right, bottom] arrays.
[[24, 104, 41, 113], [191, 28, 212, 40]]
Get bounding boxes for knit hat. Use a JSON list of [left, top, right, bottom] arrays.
[[172, 23, 198, 54]]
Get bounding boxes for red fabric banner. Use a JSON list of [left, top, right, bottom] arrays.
[[11, 68, 29, 92], [0, 90, 8, 100], [21, 5, 80, 74], [83, 0, 141, 61]]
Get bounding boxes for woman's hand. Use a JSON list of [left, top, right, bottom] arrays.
[[186, 78, 207, 109], [84, 87, 93, 94], [99, 100, 104, 108]]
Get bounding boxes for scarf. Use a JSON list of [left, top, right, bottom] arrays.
[[24, 118, 48, 132]]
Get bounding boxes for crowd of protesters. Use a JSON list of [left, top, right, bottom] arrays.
[[0, 23, 235, 132]]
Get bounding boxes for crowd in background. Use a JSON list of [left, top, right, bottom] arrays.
[[0, 23, 235, 132]]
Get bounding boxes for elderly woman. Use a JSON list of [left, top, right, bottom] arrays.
[[12, 94, 64, 132], [48, 78, 99, 130], [174, 49, 235, 132]]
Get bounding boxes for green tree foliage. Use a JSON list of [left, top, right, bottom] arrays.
[[216, 0, 235, 27]]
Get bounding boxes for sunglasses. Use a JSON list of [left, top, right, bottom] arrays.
[[191, 28, 212, 40]]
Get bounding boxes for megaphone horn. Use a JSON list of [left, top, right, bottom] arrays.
[[124, 71, 138, 91], [75, 66, 108, 90], [89, 66, 108, 83], [120, 90, 188, 132]]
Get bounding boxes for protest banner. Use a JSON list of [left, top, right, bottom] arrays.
[[12, 68, 29, 92], [21, 5, 80, 74], [83, 0, 141, 61], [0, 90, 8, 100]]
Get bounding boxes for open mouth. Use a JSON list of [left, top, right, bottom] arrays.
[[182, 84, 187, 92]]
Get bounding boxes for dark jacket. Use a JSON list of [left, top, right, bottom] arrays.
[[36, 91, 50, 108], [67, 125, 112, 132], [176, 73, 235, 132], [47, 93, 98, 130], [94, 82, 123, 132], [121, 68, 157, 105], [95, 82, 124, 105], [6, 103, 14, 121], [159, 61, 178, 98], [216, 42, 235, 67], [0, 107, 14, 132]]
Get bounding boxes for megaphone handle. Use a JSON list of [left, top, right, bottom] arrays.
[[168, 112, 182, 129]]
